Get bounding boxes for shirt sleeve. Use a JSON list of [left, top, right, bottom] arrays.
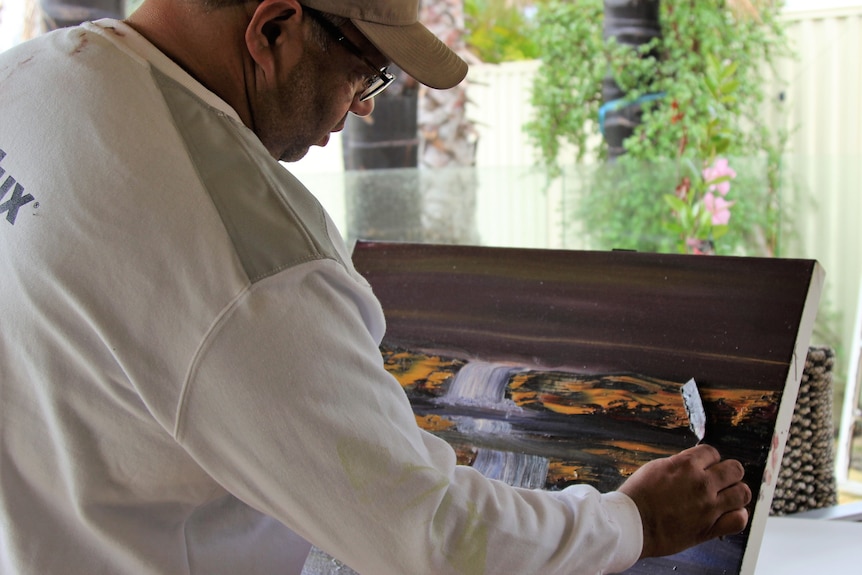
[[174, 257, 643, 575]]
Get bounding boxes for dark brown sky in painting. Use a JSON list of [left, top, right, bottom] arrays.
[[353, 241, 821, 395]]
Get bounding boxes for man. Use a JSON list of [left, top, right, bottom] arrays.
[[0, 0, 751, 573]]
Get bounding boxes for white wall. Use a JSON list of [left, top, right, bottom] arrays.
[[777, 7, 862, 365]]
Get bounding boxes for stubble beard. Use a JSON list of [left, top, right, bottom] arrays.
[[258, 49, 332, 163]]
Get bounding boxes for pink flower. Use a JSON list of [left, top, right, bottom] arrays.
[[702, 157, 737, 196], [703, 192, 734, 225]]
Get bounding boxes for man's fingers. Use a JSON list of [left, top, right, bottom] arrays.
[[709, 507, 750, 540], [716, 480, 752, 518], [709, 458, 745, 488], [684, 444, 721, 468], [707, 473, 751, 542]]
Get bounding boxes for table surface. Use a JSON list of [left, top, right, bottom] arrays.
[[754, 516, 862, 574]]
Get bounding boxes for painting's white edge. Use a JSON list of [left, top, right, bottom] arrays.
[[740, 261, 826, 575]]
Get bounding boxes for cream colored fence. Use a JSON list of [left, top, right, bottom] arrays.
[[777, 7, 862, 366]]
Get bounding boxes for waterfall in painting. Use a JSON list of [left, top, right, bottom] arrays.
[[441, 361, 520, 406], [471, 449, 550, 490], [437, 360, 522, 434], [439, 361, 549, 490]]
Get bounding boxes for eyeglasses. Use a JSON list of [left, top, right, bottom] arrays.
[[304, 8, 396, 102]]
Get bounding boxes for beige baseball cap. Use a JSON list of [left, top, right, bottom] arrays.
[[300, 0, 468, 89]]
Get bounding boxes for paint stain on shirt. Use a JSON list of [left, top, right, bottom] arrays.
[[69, 31, 89, 55]]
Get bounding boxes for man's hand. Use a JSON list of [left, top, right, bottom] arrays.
[[618, 444, 752, 559]]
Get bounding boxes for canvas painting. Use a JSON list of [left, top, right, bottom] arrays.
[[352, 241, 824, 575]]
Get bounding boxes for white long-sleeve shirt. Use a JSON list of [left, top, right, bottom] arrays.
[[0, 19, 642, 574]]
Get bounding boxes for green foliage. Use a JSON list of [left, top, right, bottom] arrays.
[[660, 56, 740, 253], [525, 0, 605, 164], [464, 0, 541, 63], [526, 0, 793, 256]]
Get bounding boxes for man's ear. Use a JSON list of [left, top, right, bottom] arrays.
[[245, 0, 305, 73]]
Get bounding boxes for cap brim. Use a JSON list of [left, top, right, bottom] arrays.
[[352, 19, 468, 90]]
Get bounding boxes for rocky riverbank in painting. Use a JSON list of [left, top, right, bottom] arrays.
[[382, 344, 780, 494]]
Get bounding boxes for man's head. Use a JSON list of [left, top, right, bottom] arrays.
[[241, 0, 467, 161]]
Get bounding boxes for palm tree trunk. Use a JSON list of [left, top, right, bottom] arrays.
[[418, 0, 478, 245], [23, 0, 45, 38]]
